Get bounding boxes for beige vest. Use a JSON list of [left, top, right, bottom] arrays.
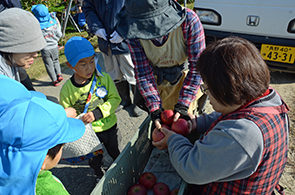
[[138, 26, 202, 113], [139, 25, 187, 68]]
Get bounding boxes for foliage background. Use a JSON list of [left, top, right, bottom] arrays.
[[21, 0, 65, 12]]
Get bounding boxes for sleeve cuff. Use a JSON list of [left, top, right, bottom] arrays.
[[92, 108, 103, 120]]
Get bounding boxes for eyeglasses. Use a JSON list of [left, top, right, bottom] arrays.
[[200, 84, 209, 94]]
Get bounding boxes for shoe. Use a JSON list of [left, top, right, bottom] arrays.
[[57, 74, 64, 82], [133, 104, 143, 117], [58, 45, 64, 50], [53, 80, 60, 86]]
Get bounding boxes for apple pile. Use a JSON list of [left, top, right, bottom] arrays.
[[152, 110, 189, 142], [127, 172, 179, 195]]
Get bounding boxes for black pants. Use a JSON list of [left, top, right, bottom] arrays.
[[88, 124, 120, 177]]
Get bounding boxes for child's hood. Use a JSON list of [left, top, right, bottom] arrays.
[[0, 75, 85, 194]]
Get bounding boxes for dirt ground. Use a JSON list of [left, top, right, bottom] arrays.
[[268, 71, 295, 195]]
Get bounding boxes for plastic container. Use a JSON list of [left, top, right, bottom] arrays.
[[90, 115, 190, 195]]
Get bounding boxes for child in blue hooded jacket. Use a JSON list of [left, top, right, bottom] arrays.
[[0, 75, 85, 194], [31, 4, 63, 86]]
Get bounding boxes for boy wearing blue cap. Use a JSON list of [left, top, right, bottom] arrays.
[[31, 4, 63, 86], [60, 36, 121, 181], [0, 75, 85, 194]]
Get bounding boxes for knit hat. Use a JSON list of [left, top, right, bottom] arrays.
[[64, 36, 103, 76], [0, 8, 47, 53], [0, 76, 85, 194], [31, 4, 57, 29], [116, 0, 186, 40]]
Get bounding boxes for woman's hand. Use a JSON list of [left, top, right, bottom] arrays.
[[152, 127, 176, 150]]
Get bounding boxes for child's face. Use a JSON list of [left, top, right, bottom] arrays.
[[12, 52, 39, 69], [42, 146, 63, 170], [72, 55, 96, 83]]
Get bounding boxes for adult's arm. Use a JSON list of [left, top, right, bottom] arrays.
[[177, 9, 205, 108], [83, 0, 104, 34], [127, 39, 162, 112], [167, 118, 264, 185]]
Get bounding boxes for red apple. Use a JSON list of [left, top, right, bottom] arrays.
[[152, 128, 165, 142], [171, 118, 189, 136], [170, 188, 179, 195], [161, 124, 171, 130], [138, 172, 157, 190], [161, 110, 174, 125], [153, 182, 170, 195], [127, 184, 147, 195]]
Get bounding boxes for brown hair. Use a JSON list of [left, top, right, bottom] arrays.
[[0, 51, 13, 66], [47, 143, 64, 159], [196, 36, 270, 106], [0, 51, 27, 68]]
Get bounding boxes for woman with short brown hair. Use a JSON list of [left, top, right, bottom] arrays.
[[197, 36, 270, 107], [153, 36, 289, 194]]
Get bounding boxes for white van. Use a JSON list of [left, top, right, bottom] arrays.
[[193, 0, 295, 73]]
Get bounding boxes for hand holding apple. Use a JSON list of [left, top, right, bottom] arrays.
[[151, 108, 164, 129], [154, 119, 162, 130], [161, 124, 171, 130], [161, 109, 174, 125], [152, 128, 166, 142], [152, 127, 175, 150]]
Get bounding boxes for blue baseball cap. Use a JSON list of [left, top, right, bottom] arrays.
[[31, 4, 57, 29], [0, 76, 85, 194], [65, 36, 103, 76], [65, 36, 95, 67], [0, 75, 46, 113]]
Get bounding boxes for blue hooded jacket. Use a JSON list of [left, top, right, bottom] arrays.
[[0, 75, 85, 194], [83, 0, 130, 55]]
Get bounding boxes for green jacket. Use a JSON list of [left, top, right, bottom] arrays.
[[36, 170, 69, 195], [60, 72, 121, 132]]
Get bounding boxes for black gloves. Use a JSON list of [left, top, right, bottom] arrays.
[[151, 103, 190, 123], [174, 103, 190, 121], [150, 108, 164, 122]]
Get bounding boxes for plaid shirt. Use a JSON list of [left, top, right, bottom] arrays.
[[200, 100, 289, 194], [127, 8, 205, 112]]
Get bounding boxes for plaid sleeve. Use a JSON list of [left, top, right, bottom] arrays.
[[127, 39, 162, 112], [178, 8, 206, 107]]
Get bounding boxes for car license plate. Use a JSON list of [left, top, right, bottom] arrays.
[[260, 44, 295, 64]]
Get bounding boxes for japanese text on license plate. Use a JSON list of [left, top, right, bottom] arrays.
[[260, 44, 295, 64]]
